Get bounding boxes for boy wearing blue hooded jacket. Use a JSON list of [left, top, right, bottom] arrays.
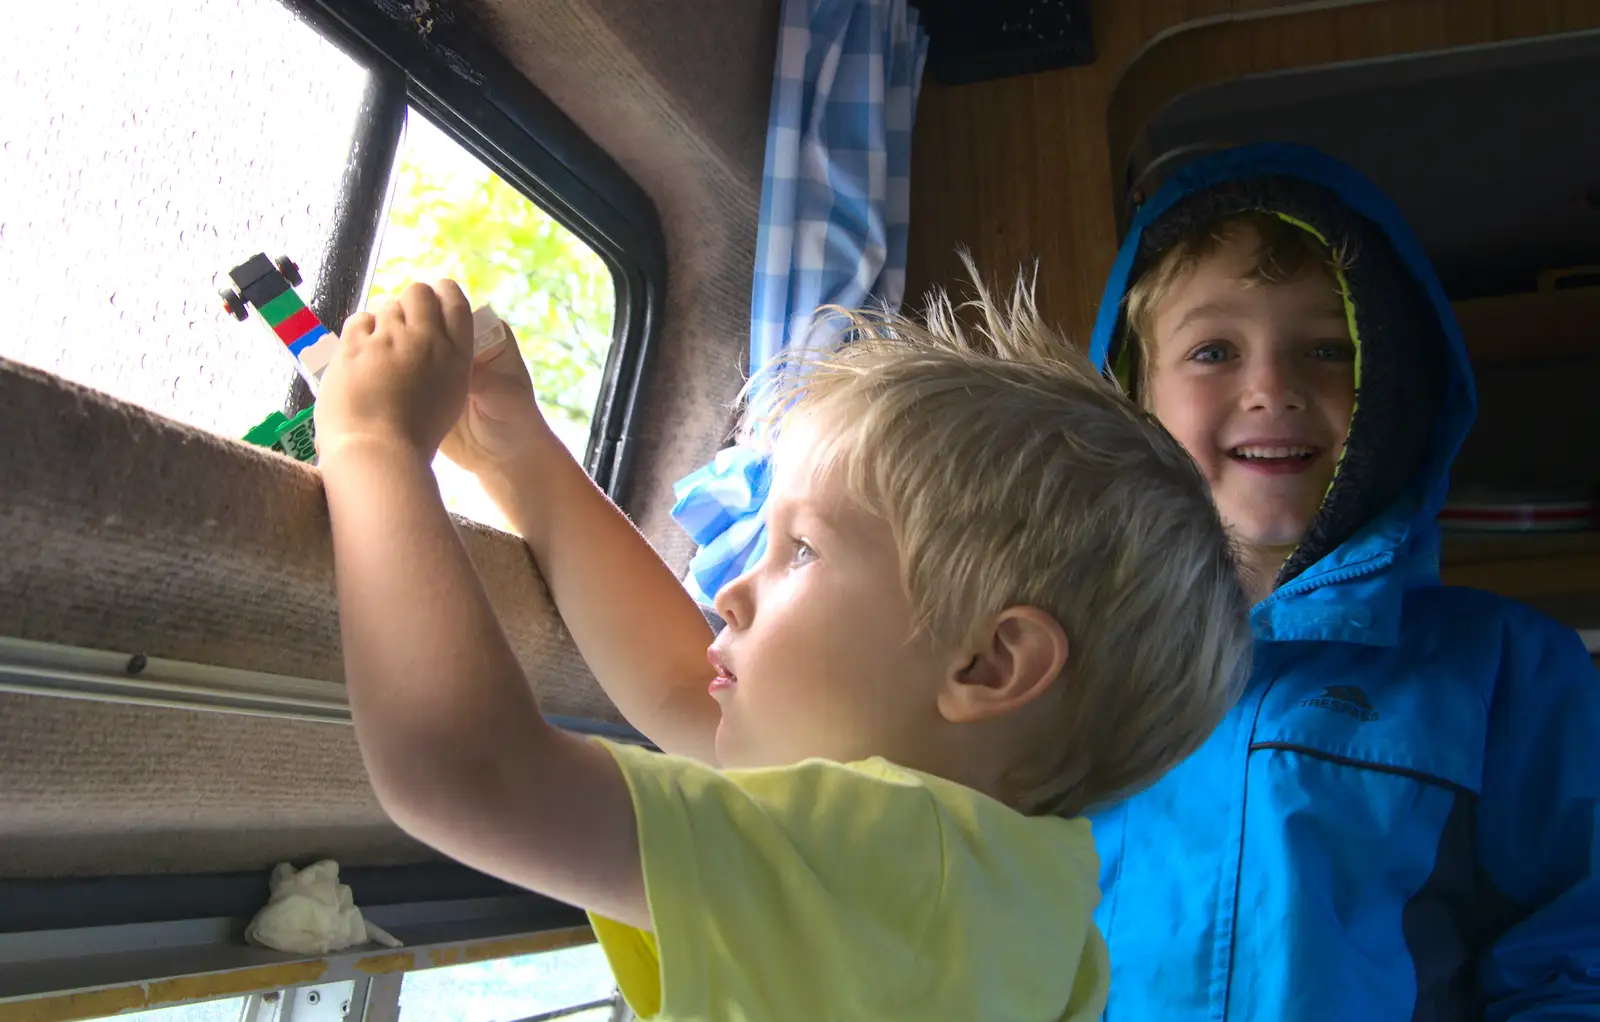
[[1084, 142, 1600, 1020]]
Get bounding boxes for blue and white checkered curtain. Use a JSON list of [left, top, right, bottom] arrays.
[[670, 0, 928, 606]]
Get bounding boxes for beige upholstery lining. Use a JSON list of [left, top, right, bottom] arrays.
[[0, 691, 429, 877], [0, 0, 777, 878], [0, 359, 596, 699], [471, 0, 779, 568]]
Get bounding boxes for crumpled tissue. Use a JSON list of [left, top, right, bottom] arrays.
[[245, 860, 403, 955]]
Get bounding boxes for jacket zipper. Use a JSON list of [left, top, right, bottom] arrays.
[[1255, 550, 1397, 613]]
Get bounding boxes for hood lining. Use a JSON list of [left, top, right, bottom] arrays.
[[1263, 210, 1363, 531]]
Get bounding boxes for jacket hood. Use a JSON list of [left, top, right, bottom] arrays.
[[1088, 143, 1477, 645]]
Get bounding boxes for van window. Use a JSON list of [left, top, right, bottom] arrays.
[[3, 0, 618, 530], [398, 942, 616, 1020], [73, 944, 615, 1022], [369, 111, 615, 530]]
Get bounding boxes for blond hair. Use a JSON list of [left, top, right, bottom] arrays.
[[742, 269, 1251, 817], [1124, 210, 1346, 397]]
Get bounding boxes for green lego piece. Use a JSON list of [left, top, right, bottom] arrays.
[[242, 407, 316, 463], [243, 411, 290, 453], [257, 288, 306, 328], [276, 407, 318, 463]]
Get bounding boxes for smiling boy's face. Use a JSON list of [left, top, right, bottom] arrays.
[[1142, 226, 1356, 588]]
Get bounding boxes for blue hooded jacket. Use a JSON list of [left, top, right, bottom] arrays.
[[1084, 143, 1600, 1020]]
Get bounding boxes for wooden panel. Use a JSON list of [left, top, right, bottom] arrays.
[[1452, 355, 1600, 497], [1453, 286, 1600, 366], [1108, 0, 1600, 213], [906, 1, 1374, 340], [906, 0, 1600, 343], [1442, 532, 1600, 603]]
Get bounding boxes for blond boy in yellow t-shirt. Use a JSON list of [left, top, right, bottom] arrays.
[[314, 274, 1251, 1021]]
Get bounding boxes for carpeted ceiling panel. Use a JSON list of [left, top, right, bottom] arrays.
[[0, 691, 425, 877]]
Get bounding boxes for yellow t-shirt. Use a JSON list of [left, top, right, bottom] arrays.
[[589, 741, 1108, 1021]]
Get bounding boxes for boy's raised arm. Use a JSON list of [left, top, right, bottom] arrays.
[[315, 282, 650, 930], [440, 337, 721, 763]]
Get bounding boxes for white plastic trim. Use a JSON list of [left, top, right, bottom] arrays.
[[0, 636, 350, 724]]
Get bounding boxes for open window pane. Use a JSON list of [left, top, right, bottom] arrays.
[[367, 110, 618, 530], [398, 942, 616, 1022], [1, 0, 371, 437]]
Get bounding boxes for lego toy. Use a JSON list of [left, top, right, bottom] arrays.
[[219, 253, 338, 392], [221, 248, 516, 468], [220, 252, 328, 464]]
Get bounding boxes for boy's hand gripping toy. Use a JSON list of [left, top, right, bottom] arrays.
[[220, 253, 514, 464]]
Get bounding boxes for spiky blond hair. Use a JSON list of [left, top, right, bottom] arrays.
[[742, 267, 1250, 816]]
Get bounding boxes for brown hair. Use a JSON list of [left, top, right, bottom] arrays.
[[742, 270, 1252, 817], [1123, 210, 1347, 397]]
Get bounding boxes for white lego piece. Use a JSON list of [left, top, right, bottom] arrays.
[[472, 304, 515, 357], [296, 332, 340, 381]]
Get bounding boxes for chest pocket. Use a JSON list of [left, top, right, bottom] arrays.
[[1249, 639, 1492, 794]]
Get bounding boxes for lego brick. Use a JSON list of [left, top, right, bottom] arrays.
[[271, 306, 322, 344], [256, 288, 306, 327], [227, 253, 277, 292], [231, 254, 292, 308], [240, 274, 291, 308], [287, 324, 331, 357], [472, 305, 514, 356], [293, 330, 339, 378], [242, 411, 290, 454], [275, 408, 317, 463]]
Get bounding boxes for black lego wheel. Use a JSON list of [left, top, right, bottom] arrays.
[[218, 288, 248, 321], [274, 255, 302, 288]]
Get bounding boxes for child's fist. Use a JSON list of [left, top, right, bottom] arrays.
[[315, 281, 475, 459], [439, 330, 559, 477]]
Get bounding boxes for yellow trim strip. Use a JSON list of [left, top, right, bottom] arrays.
[[0, 963, 329, 1022], [0, 927, 596, 1022]]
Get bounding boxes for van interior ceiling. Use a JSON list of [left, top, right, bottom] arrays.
[[1, 1, 1597, 1020]]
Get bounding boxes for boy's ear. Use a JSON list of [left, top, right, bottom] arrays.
[[938, 607, 1068, 724]]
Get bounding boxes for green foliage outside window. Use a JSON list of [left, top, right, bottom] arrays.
[[367, 114, 616, 440]]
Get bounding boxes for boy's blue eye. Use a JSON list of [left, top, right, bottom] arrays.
[[791, 539, 817, 565], [1189, 342, 1232, 364], [1311, 340, 1355, 362]]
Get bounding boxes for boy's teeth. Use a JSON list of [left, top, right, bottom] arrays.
[[1233, 445, 1314, 460]]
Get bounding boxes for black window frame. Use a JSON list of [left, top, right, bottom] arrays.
[[284, 0, 665, 499]]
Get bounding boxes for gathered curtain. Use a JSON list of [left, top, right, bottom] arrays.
[[669, 0, 928, 605]]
